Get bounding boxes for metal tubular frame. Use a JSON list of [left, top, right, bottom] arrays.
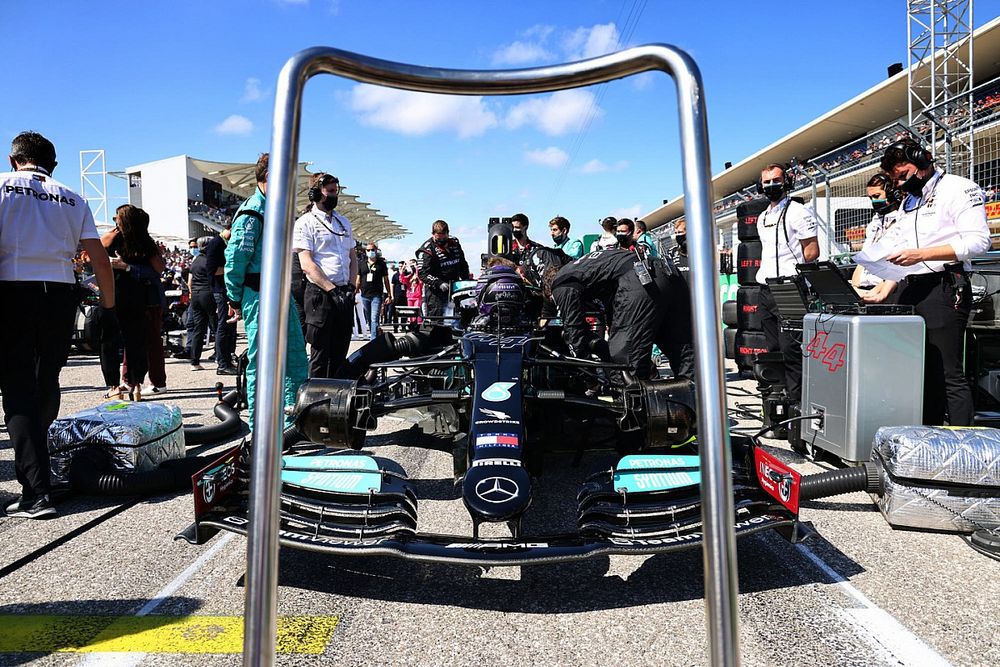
[[246, 45, 738, 665]]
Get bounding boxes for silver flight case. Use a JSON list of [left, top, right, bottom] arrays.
[[801, 312, 925, 463]]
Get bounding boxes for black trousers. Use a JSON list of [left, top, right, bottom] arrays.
[[423, 286, 446, 319], [757, 285, 803, 401], [0, 281, 77, 498], [190, 290, 218, 364], [304, 282, 355, 378], [898, 273, 973, 426], [212, 291, 237, 368], [605, 273, 694, 381]]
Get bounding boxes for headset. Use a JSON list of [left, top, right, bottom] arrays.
[[883, 140, 933, 171], [308, 173, 339, 202], [756, 163, 795, 195]]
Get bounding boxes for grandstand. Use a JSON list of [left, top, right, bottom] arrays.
[[124, 155, 408, 245], [643, 14, 1000, 253]]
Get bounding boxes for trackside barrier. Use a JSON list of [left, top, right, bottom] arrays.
[[249, 45, 738, 666]]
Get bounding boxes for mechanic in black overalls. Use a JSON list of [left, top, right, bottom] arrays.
[[544, 245, 694, 381], [416, 219, 470, 319]]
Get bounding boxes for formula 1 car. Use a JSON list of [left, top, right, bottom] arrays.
[[178, 263, 819, 565]]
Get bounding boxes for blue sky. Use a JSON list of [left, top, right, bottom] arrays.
[[3, 0, 998, 261]]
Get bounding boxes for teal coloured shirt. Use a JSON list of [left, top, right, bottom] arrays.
[[557, 237, 584, 260], [224, 187, 266, 303], [637, 232, 659, 258]]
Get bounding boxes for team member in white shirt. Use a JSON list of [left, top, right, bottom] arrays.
[[0, 132, 115, 518], [851, 173, 901, 293], [292, 172, 358, 378], [755, 163, 820, 402], [865, 140, 990, 426]]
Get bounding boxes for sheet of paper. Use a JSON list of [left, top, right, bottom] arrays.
[[853, 237, 913, 282]]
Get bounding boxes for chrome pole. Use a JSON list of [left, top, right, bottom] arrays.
[[243, 52, 307, 665], [246, 44, 739, 666]]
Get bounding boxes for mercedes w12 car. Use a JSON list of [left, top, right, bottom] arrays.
[[178, 263, 813, 565]]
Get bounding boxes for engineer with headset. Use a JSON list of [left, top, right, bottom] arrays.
[[851, 173, 902, 295], [293, 172, 358, 378], [754, 162, 820, 403], [863, 139, 990, 426]]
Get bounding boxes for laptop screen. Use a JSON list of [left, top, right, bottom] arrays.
[[797, 262, 862, 307]]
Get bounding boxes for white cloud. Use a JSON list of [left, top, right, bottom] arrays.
[[524, 147, 569, 168], [579, 158, 629, 174], [451, 190, 467, 198], [348, 84, 498, 138], [240, 77, 264, 103], [505, 89, 601, 136], [609, 204, 643, 220], [492, 41, 554, 66], [214, 115, 253, 136], [563, 23, 620, 60]]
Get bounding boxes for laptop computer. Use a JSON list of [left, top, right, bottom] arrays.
[[795, 261, 913, 316]]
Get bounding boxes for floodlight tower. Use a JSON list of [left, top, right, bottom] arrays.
[[907, 0, 975, 177]]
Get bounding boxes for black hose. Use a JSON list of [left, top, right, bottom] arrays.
[[799, 463, 881, 501], [183, 390, 243, 446], [68, 455, 215, 496]]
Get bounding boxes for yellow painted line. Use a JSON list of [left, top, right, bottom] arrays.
[[0, 615, 338, 654]]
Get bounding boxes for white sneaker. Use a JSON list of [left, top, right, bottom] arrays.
[[142, 383, 166, 394]]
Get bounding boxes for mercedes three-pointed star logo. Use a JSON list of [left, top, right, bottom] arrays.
[[475, 476, 519, 504]]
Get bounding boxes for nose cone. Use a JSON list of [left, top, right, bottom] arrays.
[[462, 463, 531, 522]]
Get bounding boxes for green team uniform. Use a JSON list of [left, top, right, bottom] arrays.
[[224, 187, 309, 431]]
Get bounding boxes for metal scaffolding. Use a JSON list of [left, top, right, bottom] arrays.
[[79, 150, 109, 227], [908, 0, 975, 176]]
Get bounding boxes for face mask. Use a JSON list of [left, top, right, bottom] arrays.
[[675, 234, 687, 252], [615, 233, 632, 247], [435, 236, 448, 246], [761, 183, 785, 202], [870, 198, 891, 215], [367, 251, 377, 259], [512, 229, 526, 241], [551, 233, 567, 246], [191, 248, 200, 257], [320, 194, 338, 212], [900, 171, 930, 197]]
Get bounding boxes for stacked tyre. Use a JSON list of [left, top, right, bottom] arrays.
[[733, 198, 772, 372]]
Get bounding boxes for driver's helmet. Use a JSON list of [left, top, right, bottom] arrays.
[[477, 266, 524, 324]]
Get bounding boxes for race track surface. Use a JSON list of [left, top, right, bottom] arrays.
[[0, 333, 997, 666]]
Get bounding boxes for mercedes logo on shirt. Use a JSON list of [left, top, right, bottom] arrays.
[[475, 476, 519, 504]]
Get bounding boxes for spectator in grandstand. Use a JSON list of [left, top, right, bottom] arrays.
[[225, 153, 309, 430], [1, 131, 116, 519], [549, 215, 584, 259], [100, 204, 165, 402], [851, 173, 900, 294], [590, 216, 618, 252], [357, 242, 391, 340], [755, 163, 820, 403], [634, 219, 659, 258], [863, 139, 990, 426], [293, 172, 358, 377]]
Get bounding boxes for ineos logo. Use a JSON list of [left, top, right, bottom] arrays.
[[475, 476, 519, 504]]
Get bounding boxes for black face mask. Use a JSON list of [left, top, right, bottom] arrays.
[[675, 234, 687, 252], [512, 229, 526, 241], [551, 233, 567, 246], [434, 236, 449, 246], [870, 198, 891, 215], [900, 171, 930, 197], [761, 183, 785, 202], [320, 194, 338, 212], [615, 233, 632, 247]]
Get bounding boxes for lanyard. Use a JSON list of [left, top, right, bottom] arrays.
[[312, 211, 348, 237]]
